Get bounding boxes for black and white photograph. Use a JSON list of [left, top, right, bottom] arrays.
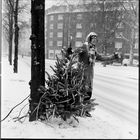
[[0, 0, 139, 139]]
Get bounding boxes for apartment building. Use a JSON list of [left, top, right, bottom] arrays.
[[45, 4, 138, 59]]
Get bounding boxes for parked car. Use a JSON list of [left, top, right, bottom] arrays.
[[122, 58, 139, 66]]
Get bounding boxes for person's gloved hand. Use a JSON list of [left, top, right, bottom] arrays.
[[67, 47, 73, 55], [113, 52, 121, 59]]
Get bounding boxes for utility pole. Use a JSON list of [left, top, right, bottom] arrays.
[[67, 4, 73, 49], [29, 0, 45, 121]]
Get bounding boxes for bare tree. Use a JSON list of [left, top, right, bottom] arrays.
[[119, 0, 138, 65], [13, 0, 30, 72], [82, 0, 124, 54], [3, 0, 14, 65], [3, 0, 30, 68], [13, 0, 19, 73]]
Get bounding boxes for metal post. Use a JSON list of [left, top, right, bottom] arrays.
[[29, 0, 45, 121]]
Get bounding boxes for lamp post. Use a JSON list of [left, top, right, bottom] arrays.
[[29, 0, 45, 121]]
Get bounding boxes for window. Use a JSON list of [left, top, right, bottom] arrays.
[[118, 14, 124, 20], [48, 50, 54, 59], [50, 24, 54, 29], [115, 42, 122, 49], [55, 50, 62, 59], [117, 22, 123, 28], [77, 14, 82, 20], [75, 41, 82, 47], [57, 23, 63, 29], [49, 32, 53, 38], [135, 32, 138, 39], [49, 41, 53, 46], [115, 32, 123, 38], [57, 32, 63, 38], [57, 40, 62, 47], [50, 15, 54, 21], [58, 14, 63, 20], [76, 23, 82, 29], [135, 43, 138, 49], [76, 32, 82, 38]]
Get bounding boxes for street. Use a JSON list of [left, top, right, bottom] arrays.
[[93, 64, 138, 127]]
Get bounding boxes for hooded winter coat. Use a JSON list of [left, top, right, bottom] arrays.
[[64, 32, 119, 100], [76, 32, 119, 100]]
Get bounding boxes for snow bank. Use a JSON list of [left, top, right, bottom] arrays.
[[1, 56, 138, 139]]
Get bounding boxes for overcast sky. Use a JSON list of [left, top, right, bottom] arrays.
[[45, 0, 82, 9], [45, 0, 60, 9]]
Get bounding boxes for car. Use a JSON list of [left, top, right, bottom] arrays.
[[133, 59, 139, 66], [122, 58, 139, 66], [101, 56, 123, 66]]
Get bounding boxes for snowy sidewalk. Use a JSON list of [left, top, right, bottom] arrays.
[[1, 56, 138, 139]]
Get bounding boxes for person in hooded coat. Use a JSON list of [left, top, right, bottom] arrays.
[[65, 32, 120, 116]]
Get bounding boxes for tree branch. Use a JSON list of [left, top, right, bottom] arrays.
[[1, 95, 30, 122]]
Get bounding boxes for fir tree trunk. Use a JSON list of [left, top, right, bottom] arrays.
[[29, 0, 45, 122], [13, 0, 19, 73]]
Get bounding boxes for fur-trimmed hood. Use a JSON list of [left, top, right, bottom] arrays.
[[85, 32, 98, 43]]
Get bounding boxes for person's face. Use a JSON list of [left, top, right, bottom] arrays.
[[91, 36, 97, 45]]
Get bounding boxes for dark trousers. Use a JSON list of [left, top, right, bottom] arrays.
[[83, 65, 94, 101]]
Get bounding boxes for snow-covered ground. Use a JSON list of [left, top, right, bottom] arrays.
[[1, 55, 138, 139]]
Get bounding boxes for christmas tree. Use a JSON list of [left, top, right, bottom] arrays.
[[36, 50, 98, 122]]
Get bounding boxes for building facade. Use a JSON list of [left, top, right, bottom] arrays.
[[45, 4, 138, 60]]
